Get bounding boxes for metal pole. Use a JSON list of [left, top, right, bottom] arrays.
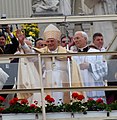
[[38, 54, 46, 120], [64, 17, 72, 88], [67, 45, 72, 88]]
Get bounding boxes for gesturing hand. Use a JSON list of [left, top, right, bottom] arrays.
[[16, 29, 25, 45]]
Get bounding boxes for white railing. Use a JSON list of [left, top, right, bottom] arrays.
[[0, 14, 117, 120], [0, 52, 117, 120], [0, 14, 117, 24]]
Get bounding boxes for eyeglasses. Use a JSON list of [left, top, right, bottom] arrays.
[[40, 44, 47, 47], [62, 41, 66, 43]]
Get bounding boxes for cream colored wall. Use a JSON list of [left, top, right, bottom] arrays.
[[81, 0, 93, 15], [0, 0, 32, 18]]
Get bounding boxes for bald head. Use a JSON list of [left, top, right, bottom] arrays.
[[75, 31, 88, 41]]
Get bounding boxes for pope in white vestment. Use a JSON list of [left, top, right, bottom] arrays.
[[33, 24, 83, 104], [17, 24, 83, 105], [34, 46, 83, 104]]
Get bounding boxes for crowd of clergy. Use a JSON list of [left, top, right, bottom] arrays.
[[0, 24, 116, 105]]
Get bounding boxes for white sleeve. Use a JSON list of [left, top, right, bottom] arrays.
[[21, 43, 39, 62], [21, 43, 35, 54]]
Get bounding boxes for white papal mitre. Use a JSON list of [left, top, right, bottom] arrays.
[[43, 24, 61, 41]]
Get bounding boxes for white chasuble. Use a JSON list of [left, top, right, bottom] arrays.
[[36, 46, 83, 104], [44, 57, 69, 104]]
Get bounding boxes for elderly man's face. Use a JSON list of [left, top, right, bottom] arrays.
[[46, 38, 58, 51], [73, 33, 87, 48], [0, 36, 6, 47]]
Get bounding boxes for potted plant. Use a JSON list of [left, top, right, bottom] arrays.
[[82, 98, 109, 118], [107, 101, 117, 117], [44, 95, 72, 119], [0, 96, 5, 113], [1, 97, 41, 120], [1, 92, 117, 119]]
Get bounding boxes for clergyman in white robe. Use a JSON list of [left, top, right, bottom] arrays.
[[73, 47, 107, 101]]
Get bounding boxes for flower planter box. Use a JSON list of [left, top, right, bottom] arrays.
[[109, 110, 117, 117], [38, 112, 72, 119], [1, 113, 38, 120], [74, 111, 107, 118], [46, 112, 72, 119], [39, 111, 108, 120], [1, 112, 72, 120], [1, 111, 117, 120]]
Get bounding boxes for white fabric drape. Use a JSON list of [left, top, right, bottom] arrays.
[[17, 57, 41, 105], [0, 68, 9, 89]]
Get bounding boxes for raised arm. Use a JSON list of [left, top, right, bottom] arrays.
[[16, 29, 34, 54]]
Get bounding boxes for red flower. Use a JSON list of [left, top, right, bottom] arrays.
[[45, 95, 51, 101], [45, 95, 55, 103], [9, 100, 15, 105], [21, 99, 28, 105], [30, 104, 37, 109], [0, 107, 4, 112], [0, 96, 5, 102], [9, 98, 18, 105], [13, 98, 18, 102], [72, 92, 79, 99], [96, 98, 103, 103], [48, 97, 55, 103], [77, 94, 84, 101], [87, 98, 94, 102]]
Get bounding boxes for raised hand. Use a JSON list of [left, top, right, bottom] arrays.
[[16, 29, 25, 45]]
